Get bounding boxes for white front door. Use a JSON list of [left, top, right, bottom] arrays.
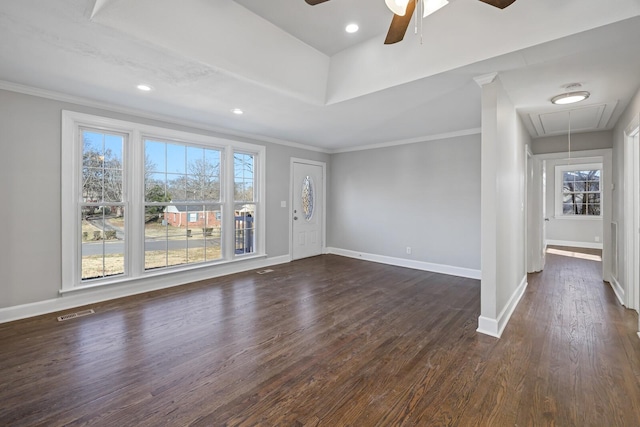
[[291, 160, 324, 260]]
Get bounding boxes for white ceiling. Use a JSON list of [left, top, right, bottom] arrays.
[[1, 0, 639, 151], [234, 0, 394, 56]]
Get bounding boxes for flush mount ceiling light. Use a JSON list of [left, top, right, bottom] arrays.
[[551, 91, 590, 105], [345, 23, 359, 33], [136, 84, 153, 92], [231, 108, 244, 115], [551, 84, 590, 105]]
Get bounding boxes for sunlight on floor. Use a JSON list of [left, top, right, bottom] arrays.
[[547, 247, 602, 262]]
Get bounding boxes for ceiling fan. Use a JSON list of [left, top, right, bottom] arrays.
[[304, 0, 516, 44]]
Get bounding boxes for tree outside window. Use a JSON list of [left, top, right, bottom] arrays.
[[63, 111, 265, 291], [557, 165, 602, 217]]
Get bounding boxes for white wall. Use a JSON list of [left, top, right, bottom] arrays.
[[327, 134, 481, 277], [478, 75, 529, 338], [532, 130, 612, 155], [0, 89, 329, 319]]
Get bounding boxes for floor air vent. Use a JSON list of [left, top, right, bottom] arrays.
[[256, 269, 274, 275], [57, 309, 95, 322]]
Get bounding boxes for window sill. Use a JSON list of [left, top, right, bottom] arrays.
[[553, 215, 603, 221], [59, 253, 267, 295]]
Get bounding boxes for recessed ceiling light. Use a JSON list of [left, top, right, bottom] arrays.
[[136, 84, 153, 92], [551, 91, 590, 105], [231, 108, 244, 115], [345, 23, 359, 33]]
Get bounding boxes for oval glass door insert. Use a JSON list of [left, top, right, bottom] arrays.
[[302, 176, 314, 221]]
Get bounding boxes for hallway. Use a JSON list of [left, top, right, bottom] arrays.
[[482, 245, 640, 426]]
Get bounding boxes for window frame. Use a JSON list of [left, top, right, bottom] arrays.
[[62, 111, 265, 292], [554, 162, 603, 220], [78, 127, 129, 281]]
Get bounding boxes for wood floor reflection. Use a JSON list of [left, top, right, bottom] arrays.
[[1, 253, 639, 426]]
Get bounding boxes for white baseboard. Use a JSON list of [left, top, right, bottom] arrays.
[[609, 275, 626, 306], [325, 247, 481, 280], [546, 239, 603, 250], [0, 255, 290, 324], [476, 316, 500, 338], [476, 275, 528, 338]]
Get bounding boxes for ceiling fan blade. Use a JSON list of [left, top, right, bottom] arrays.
[[479, 0, 516, 9], [384, 0, 417, 44], [305, 0, 330, 5]]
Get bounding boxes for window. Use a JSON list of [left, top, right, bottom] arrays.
[[234, 153, 256, 255], [80, 128, 126, 280], [301, 175, 314, 221], [144, 139, 222, 270], [62, 111, 265, 291], [555, 163, 602, 218]]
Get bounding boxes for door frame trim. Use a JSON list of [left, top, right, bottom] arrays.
[[289, 158, 327, 261], [534, 148, 612, 283], [525, 145, 530, 274], [623, 117, 639, 313], [526, 146, 544, 273]]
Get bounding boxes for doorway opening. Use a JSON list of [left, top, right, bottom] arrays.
[[531, 149, 612, 284]]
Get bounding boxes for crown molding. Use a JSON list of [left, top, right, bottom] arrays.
[[330, 128, 481, 154], [473, 72, 498, 87]]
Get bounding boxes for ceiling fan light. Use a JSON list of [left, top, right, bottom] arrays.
[[423, 0, 449, 17], [385, 0, 410, 16], [551, 91, 590, 105]]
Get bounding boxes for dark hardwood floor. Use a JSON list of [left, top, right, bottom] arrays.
[[1, 252, 639, 426]]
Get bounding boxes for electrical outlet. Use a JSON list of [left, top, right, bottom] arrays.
[[595, 236, 600, 242], [406, 246, 411, 255], [281, 201, 286, 208]]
